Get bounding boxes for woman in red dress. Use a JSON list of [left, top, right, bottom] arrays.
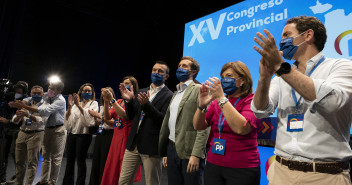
[[100, 76, 141, 185]]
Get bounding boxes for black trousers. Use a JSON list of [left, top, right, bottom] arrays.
[[88, 129, 114, 185], [204, 161, 260, 185], [62, 133, 92, 185], [167, 143, 205, 185], [0, 130, 18, 182]]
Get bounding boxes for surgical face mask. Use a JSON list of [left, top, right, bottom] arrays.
[[151, 73, 164, 86], [15, 93, 23, 100], [279, 31, 307, 60], [176, 68, 189, 82], [32, 95, 42, 102], [221, 77, 239, 95], [125, 85, 131, 91], [82, 92, 92, 100], [47, 89, 55, 98]]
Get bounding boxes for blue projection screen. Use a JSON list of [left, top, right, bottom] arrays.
[[183, 0, 352, 131]]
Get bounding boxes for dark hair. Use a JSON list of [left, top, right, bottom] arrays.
[[100, 87, 115, 106], [180, 56, 200, 79], [122, 76, 139, 95], [78, 83, 96, 101], [286, 16, 327, 52], [220, 61, 253, 97], [50, 81, 64, 92], [155, 60, 170, 74], [14, 81, 28, 95]]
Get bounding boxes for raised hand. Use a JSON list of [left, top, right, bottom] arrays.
[[68, 94, 74, 107], [8, 100, 25, 109], [137, 91, 150, 106], [206, 77, 225, 101], [253, 29, 284, 74], [101, 88, 114, 102], [119, 83, 134, 101], [198, 83, 213, 108], [88, 109, 101, 119], [73, 93, 80, 105]]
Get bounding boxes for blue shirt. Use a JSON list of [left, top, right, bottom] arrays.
[[38, 93, 66, 127]]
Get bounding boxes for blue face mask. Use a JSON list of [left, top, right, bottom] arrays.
[[32, 95, 42, 102], [221, 77, 239, 95], [125, 85, 131, 91], [151, 73, 164, 86], [279, 31, 306, 60], [82, 92, 92, 100], [176, 68, 189, 82]]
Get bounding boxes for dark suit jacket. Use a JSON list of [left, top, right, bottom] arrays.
[[125, 85, 173, 155]]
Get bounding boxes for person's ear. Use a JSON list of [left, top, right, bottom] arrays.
[[306, 29, 314, 44], [164, 74, 169, 80]]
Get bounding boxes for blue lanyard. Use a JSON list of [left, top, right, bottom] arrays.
[[218, 97, 241, 137], [101, 106, 112, 124], [291, 56, 326, 108], [140, 93, 156, 120]]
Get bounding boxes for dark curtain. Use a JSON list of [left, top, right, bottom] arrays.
[[0, 0, 26, 79]]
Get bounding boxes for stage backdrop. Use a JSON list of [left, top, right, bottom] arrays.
[[183, 0, 352, 136]]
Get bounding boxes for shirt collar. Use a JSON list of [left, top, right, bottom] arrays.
[[149, 83, 165, 93], [305, 52, 324, 76], [292, 52, 324, 75], [176, 80, 193, 92]]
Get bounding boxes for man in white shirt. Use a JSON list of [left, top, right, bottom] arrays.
[[12, 85, 47, 185], [251, 16, 352, 184]]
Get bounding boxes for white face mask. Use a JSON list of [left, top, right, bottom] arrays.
[[15, 93, 23, 99]]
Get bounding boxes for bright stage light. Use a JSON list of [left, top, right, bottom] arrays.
[[48, 75, 61, 83]]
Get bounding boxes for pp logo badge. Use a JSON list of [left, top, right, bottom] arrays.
[[212, 138, 226, 155]]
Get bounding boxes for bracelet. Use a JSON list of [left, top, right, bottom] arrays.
[[198, 106, 207, 113], [110, 99, 116, 104]]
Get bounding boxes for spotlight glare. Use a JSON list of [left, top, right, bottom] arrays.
[[49, 75, 61, 83]]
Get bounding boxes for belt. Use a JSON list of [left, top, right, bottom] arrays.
[[276, 155, 350, 174], [21, 130, 44, 134], [169, 139, 175, 147], [46, 124, 64, 129]]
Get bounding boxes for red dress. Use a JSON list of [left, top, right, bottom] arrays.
[[100, 99, 141, 185]]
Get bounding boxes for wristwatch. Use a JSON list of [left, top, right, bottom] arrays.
[[110, 99, 116, 104], [276, 62, 291, 76], [198, 106, 207, 113], [218, 97, 229, 109]]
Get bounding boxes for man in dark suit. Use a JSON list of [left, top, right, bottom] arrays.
[[118, 61, 173, 185]]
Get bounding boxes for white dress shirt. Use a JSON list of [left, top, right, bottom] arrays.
[[137, 83, 165, 130], [12, 99, 48, 131], [64, 100, 99, 134], [168, 80, 193, 142], [251, 52, 352, 162]]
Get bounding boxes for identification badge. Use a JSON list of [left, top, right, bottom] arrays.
[[117, 119, 123, 129], [114, 119, 123, 128], [287, 114, 304, 132], [25, 118, 32, 126], [98, 124, 103, 134], [212, 138, 226, 155]]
